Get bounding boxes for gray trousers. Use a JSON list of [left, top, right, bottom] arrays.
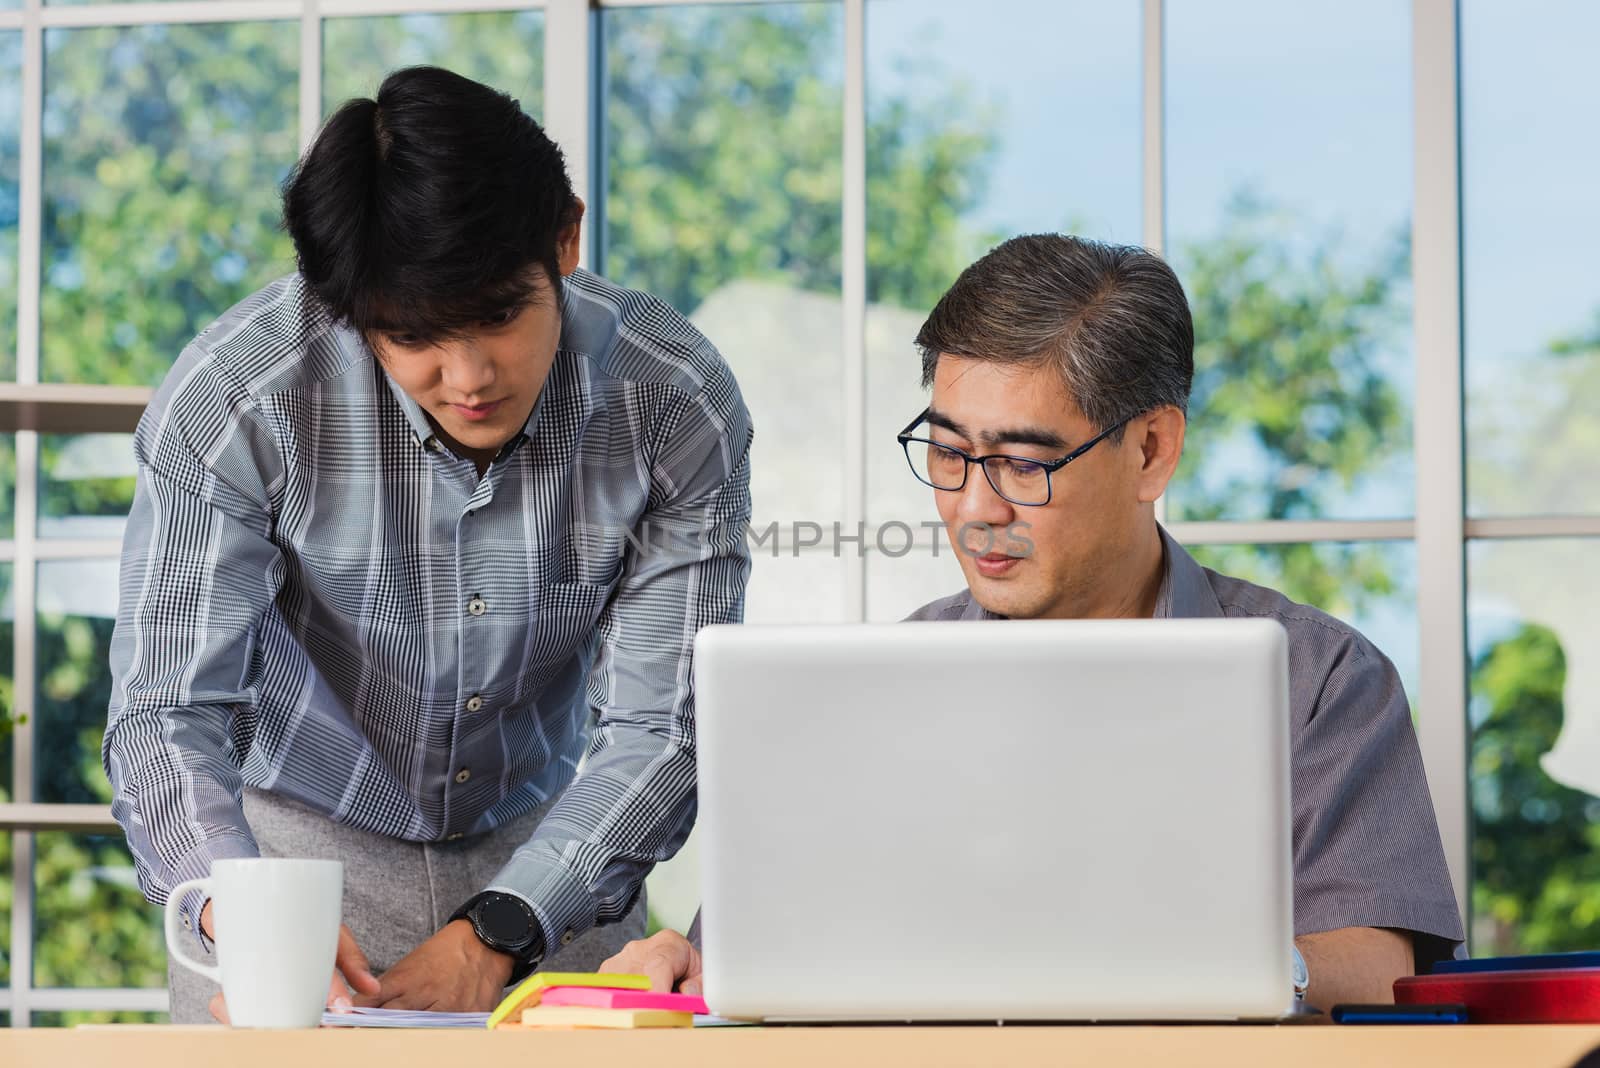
[[168, 787, 646, 1024]]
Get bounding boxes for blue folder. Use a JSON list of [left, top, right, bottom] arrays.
[[1433, 951, 1600, 975]]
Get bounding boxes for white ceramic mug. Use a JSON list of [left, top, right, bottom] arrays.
[[164, 857, 344, 1028]]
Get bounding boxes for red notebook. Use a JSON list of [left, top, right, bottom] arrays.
[[1395, 968, 1600, 1023]]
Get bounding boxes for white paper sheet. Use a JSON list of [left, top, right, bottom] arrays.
[[319, 1006, 490, 1029], [319, 1006, 753, 1030]]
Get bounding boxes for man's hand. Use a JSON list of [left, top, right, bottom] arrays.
[[600, 930, 703, 996], [355, 919, 515, 1013], [202, 900, 380, 1024]]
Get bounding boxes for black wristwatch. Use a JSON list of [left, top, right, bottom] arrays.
[[449, 891, 546, 984]]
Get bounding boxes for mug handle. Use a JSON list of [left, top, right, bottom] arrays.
[[164, 877, 222, 983]]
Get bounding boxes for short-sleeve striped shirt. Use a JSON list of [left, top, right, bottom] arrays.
[[906, 526, 1466, 968]]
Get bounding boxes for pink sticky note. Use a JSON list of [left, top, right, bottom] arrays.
[[538, 987, 710, 1015]]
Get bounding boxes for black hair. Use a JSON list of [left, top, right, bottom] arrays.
[[282, 65, 579, 343], [917, 234, 1194, 443]]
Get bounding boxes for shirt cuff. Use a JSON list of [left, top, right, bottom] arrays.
[[1295, 893, 1466, 970], [168, 833, 261, 955], [485, 851, 598, 963]]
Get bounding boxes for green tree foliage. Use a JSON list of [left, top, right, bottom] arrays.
[[601, 4, 999, 317], [1176, 197, 1410, 521], [321, 11, 544, 115], [2, 32, 21, 384], [0, 436, 12, 538], [1174, 196, 1411, 616], [0, 596, 161, 1021], [1471, 624, 1600, 954], [39, 22, 299, 388], [1471, 313, 1600, 516], [1187, 540, 1404, 640], [2, 28, 16, 536], [601, 5, 847, 314]]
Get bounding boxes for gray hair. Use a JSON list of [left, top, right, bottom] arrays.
[[916, 234, 1194, 441]]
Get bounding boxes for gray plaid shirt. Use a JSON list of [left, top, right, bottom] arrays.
[[907, 527, 1466, 967], [104, 268, 753, 949]]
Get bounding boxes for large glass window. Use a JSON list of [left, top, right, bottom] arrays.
[[0, 433, 14, 541], [1, 28, 22, 990], [1462, 2, 1600, 518], [865, 538, 964, 623], [24, 561, 157, 1012], [322, 12, 544, 116], [602, 1, 844, 526], [1165, 0, 1414, 524], [34, 559, 119, 804], [1, 562, 12, 990], [33, 831, 166, 1023], [1, 30, 18, 382], [744, 549, 850, 625], [1461, 1, 1600, 960], [1, 561, 13, 805], [1468, 539, 1600, 955], [0, 835, 8, 992], [41, 22, 299, 387], [864, 0, 1141, 615], [601, 1, 849, 625], [602, 5, 851, 928], [39, 434, 137, 542]]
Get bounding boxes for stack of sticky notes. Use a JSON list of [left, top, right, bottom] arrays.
[[488, 972, 710, 1030]]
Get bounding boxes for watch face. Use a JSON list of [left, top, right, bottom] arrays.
[[478, 894, 535, 944]]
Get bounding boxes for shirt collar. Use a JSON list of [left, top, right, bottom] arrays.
[[376, 360, 439, 445], [353, 327, 554, 457], [959, 592, 997, 621], [1155, 524, 1225, 619]]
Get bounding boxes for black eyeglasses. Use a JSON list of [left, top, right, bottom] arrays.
[[896, 408, 1129, 506]]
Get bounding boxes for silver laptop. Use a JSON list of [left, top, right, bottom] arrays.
[[693, 619, 1293, 1021]]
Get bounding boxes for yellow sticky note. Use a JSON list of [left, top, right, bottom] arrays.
[[517, 1007, 694, 1030], [487, 972, 652, 1030]]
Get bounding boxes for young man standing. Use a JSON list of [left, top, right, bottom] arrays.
[[104, 67, 752, 1022], [603, 235, 1462, 1014]]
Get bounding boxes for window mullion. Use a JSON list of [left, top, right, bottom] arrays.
[[1412, 0, 1470, 935]]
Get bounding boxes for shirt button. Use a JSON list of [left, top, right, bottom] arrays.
[[467, 596, 487, 616], [426, 437, 444, 453], [561, 930, 575, 947], [446, 832, 464, 842], [465, 694, 484, 713], [455, 768, 472, 784]]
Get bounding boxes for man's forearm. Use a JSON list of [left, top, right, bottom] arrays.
[[1296, 926, 1415, 1012], [487, 738, 696, 946]]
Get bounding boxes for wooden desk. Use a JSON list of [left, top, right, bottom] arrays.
[[7, 1024, 1600, 1067]]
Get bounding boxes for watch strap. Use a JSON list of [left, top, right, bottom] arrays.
[[450, 891, 545, 983]]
